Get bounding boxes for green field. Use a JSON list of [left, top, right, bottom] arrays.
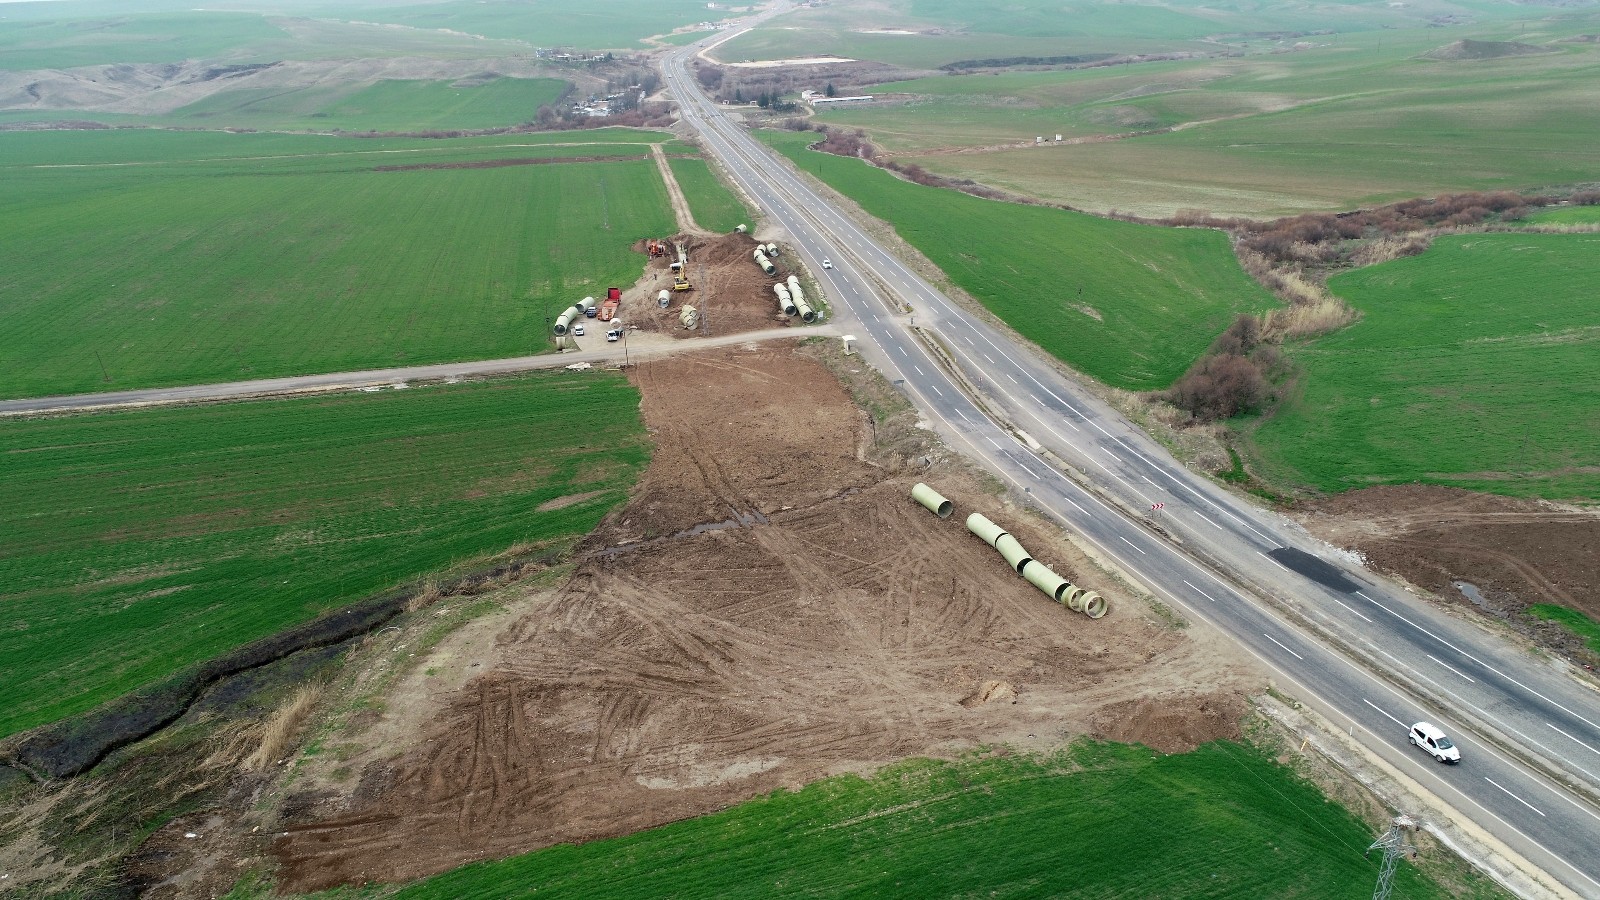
[[804, 23, 1600, 217], [713, 0, 1536, 69], [167, 77, 568, 133], [667, 156, 749, 233], [1249, 234, 1600, 501], [761, 131, 1275, 390], [333, 0, 724, 50], [0, 11, 285, 70], [373, 742, 1486, 899], [0, 372, 648, 738], [1528, 204, 1600, 225], [0, 129, 677, 399]]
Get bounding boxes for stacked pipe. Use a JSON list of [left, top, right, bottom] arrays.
[[753, 248, 775, 276], [964, 513, 1107, 618], [787, 276, 816, 323], [680, 305, 698, 329], [774, 283, 797, 316]]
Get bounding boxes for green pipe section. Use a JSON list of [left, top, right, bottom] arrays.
[[966, 513, 1006, 548], [795, 298, 817, 323], [1023, 560, 1071, 601], [910, 482, 952, 518], [774, 283, 796, 316], [995, 533, 1032, 574], [1060, 584, 1085, 612], [1080, 590, 1107, 618]]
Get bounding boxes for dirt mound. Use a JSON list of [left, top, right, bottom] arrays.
[[627, 233, 801, 339], [1090, 693, 1247, 753], [1296, 484, 1600, 633], [272, 344, 1260, 890], [1423, 39, 1555, 60]]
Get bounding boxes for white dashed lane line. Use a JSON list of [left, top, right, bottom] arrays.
[[1428, 654, 1478, 684], [1263, 633, 1304, 661], [1182, 580, 1219, 603], [1485, 778, 1546, 817]]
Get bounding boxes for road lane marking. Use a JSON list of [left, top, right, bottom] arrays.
[[1363, 698, 1407, 728], [1194, 511, 1221, 529], [1484, 778, 1546, 817], [1326, 595, 1373, 623], [930, 384, 943, 397], [1182, 580, 1219, 603], [1259, 550, 1292, 573], [1005, 372, 1019, 384], [1354, 591, 1600, 732], [1548, 723, 1600, 758], [983, 352, 996, 365], [1016, 457, 1040, 479], [913, 364, 925, 376], [986, 436, 1002, 448], [1427, 654, 1478, 684], [1263, 633, 1304, 660], [1061, 495, 1088, 515], [1119, 536, 1146, 555]]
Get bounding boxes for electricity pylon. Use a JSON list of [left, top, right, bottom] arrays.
[[1367, 815, 1419, 900]]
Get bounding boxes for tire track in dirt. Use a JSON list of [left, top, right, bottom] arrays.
[[273, 345, 1262, 890]]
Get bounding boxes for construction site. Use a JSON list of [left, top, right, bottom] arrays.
[[264, 337, 1261, 891]]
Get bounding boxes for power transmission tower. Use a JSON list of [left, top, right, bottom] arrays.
[[1367, 815, 1419, 900]]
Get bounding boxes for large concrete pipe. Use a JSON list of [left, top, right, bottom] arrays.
[[995, 533, 1032, 574], [754, 249, 776, 275], [578, 296, 597, 314], [966, 513, 1007, 548], [553, 309, 576, 335], [1079, 590, 1107, 619], [1060, 584, 1085, 612], [680, 305, 699, 329], [911, 483, 952, 519], [774, 283, 796, 316], [765, 243, 779, 257], [787, 275, 806, 307], [1023, 562, 1071, 602], [795, 298, 817, 323]]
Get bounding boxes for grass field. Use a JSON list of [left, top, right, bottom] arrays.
[[0, 372, 649, 738], [1528, 605, 1600, 655], [713, 0, 1537, 68], [366, 741, 1488, 899], [760, 131, 1275, 390], [0, 11, 285, 70], [667, 156, 749, 233], [1528, 205, 1600, 225], [807, 24, 1600, 217], [332, 0, 724, 50], [0, 129, 677, 398], [168, 77, 568, 133], [1248, 234, 1600, 502]]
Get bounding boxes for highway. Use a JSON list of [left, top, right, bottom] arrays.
[[664, 24, 1600, 898]]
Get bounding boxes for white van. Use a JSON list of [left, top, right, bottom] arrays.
[[1409, 722, 1461, 764]]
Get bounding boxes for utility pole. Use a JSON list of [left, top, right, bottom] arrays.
[[1366, 815, 1419, 900]]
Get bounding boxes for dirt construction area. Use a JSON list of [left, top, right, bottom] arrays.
[[269, 342, 1261, 890], [1296, 485, 1600, 658], [625, 233, 810, 339]]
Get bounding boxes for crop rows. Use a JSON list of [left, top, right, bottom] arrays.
[[0, 372, 649, 736], [762, 130, 1274, 390], [0, 140, 676, 397], [667, 156, 751, 233], [1251, 233, 1600, 501], [392, 741, 1480, 899]]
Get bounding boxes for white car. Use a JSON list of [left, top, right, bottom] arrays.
[[1409, 722, 1461, 764], [572, 324, 585, 336], [822, 258, 833, 269]]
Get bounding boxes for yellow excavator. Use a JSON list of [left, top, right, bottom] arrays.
[[671, 242, 692, 291]]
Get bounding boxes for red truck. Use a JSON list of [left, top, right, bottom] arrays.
[[597, 286, 622, 321]]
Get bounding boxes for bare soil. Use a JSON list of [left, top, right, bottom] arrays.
[[271, 343, 1263, 890], [1296, 485, 1600, 658], [626, 232, 800, 339]]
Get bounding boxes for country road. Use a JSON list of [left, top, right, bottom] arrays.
[[0, 324, 831, 416], [671, 14, 1600, 897]]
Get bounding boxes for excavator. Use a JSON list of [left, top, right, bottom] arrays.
[[670, 241, 692, 291]]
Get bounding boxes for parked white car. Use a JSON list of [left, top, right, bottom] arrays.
[[572, 324, 585, 336], [1409, 722, 1461, 764]]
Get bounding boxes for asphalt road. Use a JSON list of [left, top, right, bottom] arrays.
[[667, 21, 1600, 897]]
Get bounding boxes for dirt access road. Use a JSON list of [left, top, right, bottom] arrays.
[[271, 342, 1261, 890]]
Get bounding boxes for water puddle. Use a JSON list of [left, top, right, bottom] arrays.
[[1453, 580, 1488, 608]]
